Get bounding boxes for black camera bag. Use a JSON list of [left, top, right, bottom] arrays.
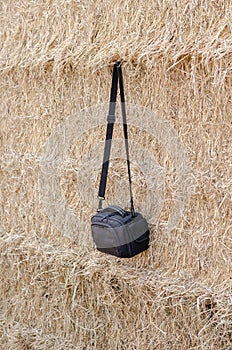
[[91, 62, 150, 258]]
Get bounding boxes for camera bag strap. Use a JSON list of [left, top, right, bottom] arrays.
[[98, 61, 135, 216]]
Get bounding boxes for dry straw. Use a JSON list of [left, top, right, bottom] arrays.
[[0, 0, 231, 349]]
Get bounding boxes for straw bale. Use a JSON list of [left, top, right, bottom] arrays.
[[1, 0, 232, 73], [0, 0, 232, 349], [0, 234, 232, 349]]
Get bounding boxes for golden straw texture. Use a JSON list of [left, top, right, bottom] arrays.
[[0, 0, 231, 349]]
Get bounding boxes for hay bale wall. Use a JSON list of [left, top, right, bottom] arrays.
[[0, 1, 231, 349]]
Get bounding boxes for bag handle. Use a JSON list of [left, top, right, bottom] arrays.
[[98, 62, 135, 216], [101, 205, 128, 217]]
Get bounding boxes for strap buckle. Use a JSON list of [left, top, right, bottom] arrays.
[[107, 114, 115, 123], [97, 197, 104, 212]]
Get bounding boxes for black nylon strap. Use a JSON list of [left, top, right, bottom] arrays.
[[98, 62, 135, 215], [98, 63, 118, 201], [117, 64, 135, 216]]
